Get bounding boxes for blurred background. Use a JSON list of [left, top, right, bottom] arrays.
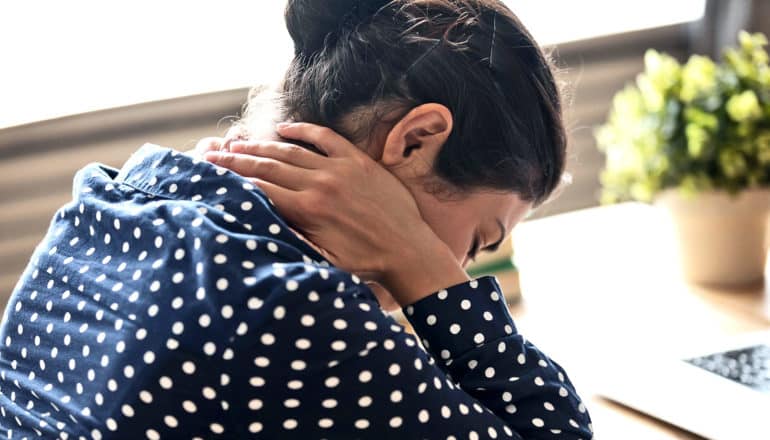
[[4, 0, 748, 301], [0, 0, 770, 440]]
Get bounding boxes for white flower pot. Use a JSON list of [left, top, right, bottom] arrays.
[[654, 188, 770, 286]]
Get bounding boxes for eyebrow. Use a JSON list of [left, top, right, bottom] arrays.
[[481, 218, 506, 253]]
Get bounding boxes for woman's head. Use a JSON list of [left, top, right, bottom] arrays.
[[235, 0, 566, 293]]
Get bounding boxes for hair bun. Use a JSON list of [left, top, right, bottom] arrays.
[[285, 0, 390, 55]]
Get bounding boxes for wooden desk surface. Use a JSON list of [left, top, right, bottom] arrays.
[[505, 202, 770, 439]]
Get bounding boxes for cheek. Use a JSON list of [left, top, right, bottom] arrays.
[[415, 205, 475, 262]]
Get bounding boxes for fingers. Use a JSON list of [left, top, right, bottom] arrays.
[[204, 151, 314, 191], [229, 140, 327, 170], [195, 137, 225, 154], [247, 177, 301, 220], [276, 123, 361, 159]]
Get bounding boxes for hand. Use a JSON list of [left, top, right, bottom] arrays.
[[203, 123, 469, 305]]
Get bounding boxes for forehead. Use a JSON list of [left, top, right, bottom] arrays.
[[465, 190, 532, 231]]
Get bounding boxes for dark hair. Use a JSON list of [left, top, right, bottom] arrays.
[[278, 0, 565, 205]]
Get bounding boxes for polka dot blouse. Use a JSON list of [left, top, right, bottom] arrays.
[[0, 144, 593, 439]]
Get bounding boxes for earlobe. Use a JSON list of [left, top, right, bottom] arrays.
[[380, 103, 453, 168]]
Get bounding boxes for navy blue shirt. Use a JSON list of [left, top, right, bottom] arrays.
[[0, 144, 592, 439]]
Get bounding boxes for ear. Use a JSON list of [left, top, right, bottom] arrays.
[[380, 103, 453, 175]]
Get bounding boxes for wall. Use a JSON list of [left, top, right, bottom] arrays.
[[0, 25, 693, 307]]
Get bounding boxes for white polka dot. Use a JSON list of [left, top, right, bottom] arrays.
[[291, 360, 307, 371], [460, 299, 471, 310], [249, 422, 262, 433], [426, 315, 437, 325], [254, 357, 270, 367], [534, 376, 545, 386], [389, 416, 402, 428], [300, 315, 315, 326], [139, 390, 153, 404], [418, 409, 430, 423], [267, 242, 279, 253], [295, 338, 311, 349], [474, 333, 485, 344], [286, 280, 299, 291], [248, 297, 263, 310], [146, 429, 160, 440], [388, 363, 401, 375], [532, 418, 545, 427], [199, 314, 211, 327], [358, 370, 372, 383], [331, 340, 346, 351], [210, 423, 224, 434], [159, 376, 173, 389], [121, 404, 135, 417], [202, 387, 217, 400], [437, 290, 448, 300], [181, 400, 197, 413], [284, 398, 301, 408], [216, 278, 229, 291], [449, 324, 461, 334], [505, 404, 517, 414], [159, 415, 177, 429], [273, 306, 286, 320], [325, 376, 340, 388], [559, 386, 569, 397], [182, 361, 196, 374], [354, 419, 370, 429], [283, 419, 298, 430], [544, 401, 555, 411], [318, 418, 334, 429], [201, 342, 217, 356], [485, 367, 496, 378]]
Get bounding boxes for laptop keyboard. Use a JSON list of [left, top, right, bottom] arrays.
[[685, 344, 770, 393]]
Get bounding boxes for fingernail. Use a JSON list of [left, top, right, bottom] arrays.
[[229, 142, 245, 152], [276, 122, 291, 130]]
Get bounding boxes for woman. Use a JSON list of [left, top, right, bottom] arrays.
[[0, 0, 592, 438]]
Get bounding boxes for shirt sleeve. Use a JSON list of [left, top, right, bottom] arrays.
[[403, 275, 593, 439], [236, 264, 593, 439]]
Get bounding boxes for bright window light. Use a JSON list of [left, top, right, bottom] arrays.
[[0, 0, 705, 130], [510, 0, 706, 46]]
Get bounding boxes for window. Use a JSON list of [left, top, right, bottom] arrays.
[[0, 0, 705, 130]]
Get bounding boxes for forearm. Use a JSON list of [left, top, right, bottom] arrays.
[[403, 276, 593, 439]]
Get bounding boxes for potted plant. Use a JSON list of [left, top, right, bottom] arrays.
[[596, 31, 770, 286]]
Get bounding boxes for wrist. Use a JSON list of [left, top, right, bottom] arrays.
[[381, 225, 470, 307]]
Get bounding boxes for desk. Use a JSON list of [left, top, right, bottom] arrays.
[[509, 202, 770, 439]]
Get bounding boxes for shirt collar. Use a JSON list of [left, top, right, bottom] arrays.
[[115, 143, 329, 265]]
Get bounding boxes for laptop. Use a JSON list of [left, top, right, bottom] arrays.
[[597, 330, 770, 439]]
